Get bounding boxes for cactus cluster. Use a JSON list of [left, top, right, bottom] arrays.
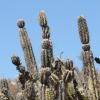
[[0, 11, 100, 100]]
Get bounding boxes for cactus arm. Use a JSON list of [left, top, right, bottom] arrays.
[[78, 16, 99, 100], [39, 11, 53, 68], [17, 19, 38, 76]]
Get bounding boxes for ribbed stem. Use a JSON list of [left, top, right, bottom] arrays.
[[78, 16, 99, 100], [17, 19, 38, 76], [39, 11, 53, 68]]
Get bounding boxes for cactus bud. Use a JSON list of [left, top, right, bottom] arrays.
[[17, 19, 25, 28]]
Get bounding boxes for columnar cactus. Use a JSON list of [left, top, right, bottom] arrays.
[[39, 11, 53, 68], [11, 55, 32, 89], [39, 11, 55, 100], [11, 55, 36, 100], [4, 11, 99, 100], [78, 16, 99, 100], [40, 67, 56, 100], [62, 60, 76, 100], [0, 79, 14, 100], [17, 19, 38, 76]]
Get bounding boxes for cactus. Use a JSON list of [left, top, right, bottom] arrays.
[[39, 11, 57, 100], [78, 16, 99, 100], [11, 55, 37, 100], [39, 11, 53, 68], [17, 19, 38, 76], [0, 11, 100, 100], [0, 79, 14, 100], [62, 60, 76, 100]]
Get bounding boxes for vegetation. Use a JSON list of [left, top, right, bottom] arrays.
[[0, 11, 100, 100]]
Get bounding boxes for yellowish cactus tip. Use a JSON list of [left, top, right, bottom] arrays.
[[78, 16, 85, 20]]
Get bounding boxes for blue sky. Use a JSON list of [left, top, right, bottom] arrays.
[[0, 0, 100, 78]]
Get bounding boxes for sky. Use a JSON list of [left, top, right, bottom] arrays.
[[0, 0, 100, 78]]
